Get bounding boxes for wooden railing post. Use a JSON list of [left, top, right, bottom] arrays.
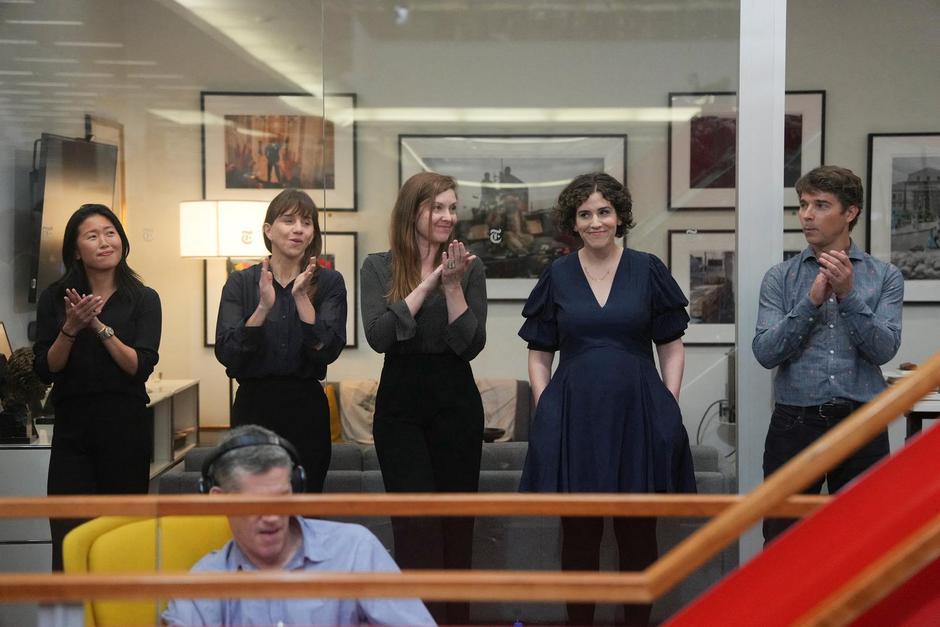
[[646, 350, 940, 598]]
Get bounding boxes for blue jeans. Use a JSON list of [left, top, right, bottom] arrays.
[[762, 402, 889, 545]]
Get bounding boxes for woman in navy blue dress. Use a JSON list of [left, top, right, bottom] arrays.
[[519, 172, 695, 626]]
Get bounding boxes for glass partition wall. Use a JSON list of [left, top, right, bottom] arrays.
[[33, 0, 940, 624]]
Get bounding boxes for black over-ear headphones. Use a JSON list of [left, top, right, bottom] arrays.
[[198, 432, 306, 494]]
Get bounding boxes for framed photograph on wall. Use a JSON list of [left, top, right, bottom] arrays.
[[668, 230, 736, 344], [399, 134, 627, 300], [867, 132, 940, 303], [203, 232, 358, 348], [84, 114, 127, 222], [201, 91, 357, 210], [784, 229, 808, 261], [668, 90, 825, 210], [320, 231, 359, 348]]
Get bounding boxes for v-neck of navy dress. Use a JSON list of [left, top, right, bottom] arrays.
[[518, 248, 697, 494]]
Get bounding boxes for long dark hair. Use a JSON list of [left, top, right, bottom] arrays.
[[54, 204, 143, 298]]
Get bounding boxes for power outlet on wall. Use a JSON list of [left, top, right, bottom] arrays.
[[718, 399, 735, 424]]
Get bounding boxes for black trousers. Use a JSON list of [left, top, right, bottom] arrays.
[[47, 394, 151, 571], [561, 517, 659, 626], [373, 353, 484, 625], [763, 402, 889, 545], [231, 378, 331, 493]]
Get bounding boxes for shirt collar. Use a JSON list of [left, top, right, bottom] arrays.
[[799, 239, 864, 263], [229, 516, 324, 572]]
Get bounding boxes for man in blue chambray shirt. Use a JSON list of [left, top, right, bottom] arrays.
[[162, 425, 435, 626], [752, 165, 903, 545]]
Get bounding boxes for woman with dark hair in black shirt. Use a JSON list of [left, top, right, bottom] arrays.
[[215, 188, 346, 493], [33, 204, 162, 570]]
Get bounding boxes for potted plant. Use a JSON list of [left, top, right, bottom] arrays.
[[0, 348, 50, 443]]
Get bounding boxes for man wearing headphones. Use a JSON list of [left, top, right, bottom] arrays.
[[162, 425, 435, 626]]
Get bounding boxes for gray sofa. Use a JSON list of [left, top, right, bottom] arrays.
[[158, 442, 736, 623]]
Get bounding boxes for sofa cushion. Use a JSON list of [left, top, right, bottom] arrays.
[[339, 379, 378, 444], [362, 446, 381, 471], [480, 442, 528, 471], [476, 378, 519, 442], [329, 443, 363, 470]]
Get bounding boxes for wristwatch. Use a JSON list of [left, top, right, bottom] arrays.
[[97, 325, 115, 340]]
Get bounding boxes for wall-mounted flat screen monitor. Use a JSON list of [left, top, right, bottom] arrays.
[[30, 134, 118, 303]]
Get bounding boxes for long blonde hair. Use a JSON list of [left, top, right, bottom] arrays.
[[387, 172, 457, 302], [263, 188, 322, 301]]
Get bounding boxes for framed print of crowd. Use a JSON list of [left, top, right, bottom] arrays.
[[399, 134, 627, 299], [201, 91, 357, 210]]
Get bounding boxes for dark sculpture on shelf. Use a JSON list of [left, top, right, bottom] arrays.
[[0, 348, 50, 443]]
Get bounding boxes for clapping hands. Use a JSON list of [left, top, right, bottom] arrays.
[[440, 240, 476, 288], [62, 288, 102, 334]]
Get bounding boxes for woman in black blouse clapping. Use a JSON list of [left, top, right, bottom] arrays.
[[33, 204, 162, 570], [215, 189, 346, 493]]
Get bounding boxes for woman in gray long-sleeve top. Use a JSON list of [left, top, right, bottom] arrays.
[[360, 171, 486, 625]]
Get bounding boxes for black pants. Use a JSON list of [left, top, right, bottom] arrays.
[[47, 395, 150, 571], [373, 353, 484, 625], [561, 517, 658, 626], [763, 402, 889, 545], [231, 378, 331, 493]]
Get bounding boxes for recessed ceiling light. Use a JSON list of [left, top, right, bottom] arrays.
[[127, 73, 183, 79], [155, 85, 204, 91], [95, 59, 158, 66], [88, 83, 142, 89], [0, 39, 38, 45], [17, 81, 69, 87], [55, 41, 123, 48], [0, 70, 33, 75], [16, 57, 78, 63], [54, 72, 113, 78], [5, 19, 84, 25]]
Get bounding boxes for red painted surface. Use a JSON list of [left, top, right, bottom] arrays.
[[850, 557, 940, 627], [667, 425, 940, 626]]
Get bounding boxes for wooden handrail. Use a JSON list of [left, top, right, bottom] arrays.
[[0, 493, 828, 519], [0, 570, 651, 603], [646, 350, 940, 598], [1, 352, 936, 614], [793, 513, 940, 627]]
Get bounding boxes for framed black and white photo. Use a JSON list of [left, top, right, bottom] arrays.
[[399, 134, 627, 300], [668, 91, 825, 210], [784, 229, 808, 261], [867, 132, 940, 302], [203, 231, 358, 348], [201, 91, 357, 210], [668, 230, 735, 344]]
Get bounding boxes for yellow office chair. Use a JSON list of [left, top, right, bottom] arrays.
[[63, 515, 232, 626]]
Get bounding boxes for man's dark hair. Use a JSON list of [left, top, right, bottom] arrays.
[[795, 165, 863, 230], [555, 172, 634, 238]]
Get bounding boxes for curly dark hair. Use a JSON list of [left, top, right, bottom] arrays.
[[554, 172, 634, 239]]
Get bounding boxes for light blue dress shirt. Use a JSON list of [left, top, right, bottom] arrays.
[[752, 241, 903, 406], [162, 517, 436, 626]]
